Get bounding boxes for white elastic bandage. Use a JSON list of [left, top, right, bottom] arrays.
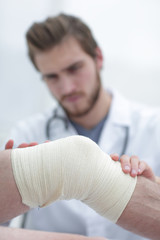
[[11, 136, 137, 222]]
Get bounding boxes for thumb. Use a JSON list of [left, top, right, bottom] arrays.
[[5, 139, 14, 149]]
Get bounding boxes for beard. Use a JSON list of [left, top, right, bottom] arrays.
[[59, 73, 101, 118]]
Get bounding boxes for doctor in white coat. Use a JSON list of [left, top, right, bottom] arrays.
[[5, 13, 160, 240]]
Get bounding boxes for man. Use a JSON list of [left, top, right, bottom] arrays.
[[5, 13, 160, 239]]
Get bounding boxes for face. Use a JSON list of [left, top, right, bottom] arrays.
[[34, 37, 103, 118]]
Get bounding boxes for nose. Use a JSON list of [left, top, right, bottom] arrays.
[[60, 75, 76, 95]]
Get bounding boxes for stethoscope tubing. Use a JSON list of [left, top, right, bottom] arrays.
[[46, 110, 129, 156]]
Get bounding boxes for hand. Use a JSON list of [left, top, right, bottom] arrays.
[[110, 153, 156, 182], [155, 176, 160, 184], [5, 139, 38, 149]]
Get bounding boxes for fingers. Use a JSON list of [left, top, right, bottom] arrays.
[[18, 142, 38, 148], [18, 143, 30, 148], [119, 155, 156, 182], [155, 176, 160, 184], [28, 142, 38, 147], [5, 140, 38, 149], [18, 141, 50, 148], [130, 156, 139, 177], [119, 155, 131, 174], [110, 153, 119, 161], [138, 161, 156, 181], [5, 139, 14, 149], [6, 140, 46, 149], [120, 155, 139, 177], [137, 161, 146, 175], [111, 154, 139, 177]]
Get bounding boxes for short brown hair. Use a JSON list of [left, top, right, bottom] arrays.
[[26, 13, 98, 70]]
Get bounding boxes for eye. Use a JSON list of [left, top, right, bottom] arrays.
[[43, 74, 58, 83], [68, 63, 83, 73]]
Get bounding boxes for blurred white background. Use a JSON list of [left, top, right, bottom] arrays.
[[0, 0, 160, 146]]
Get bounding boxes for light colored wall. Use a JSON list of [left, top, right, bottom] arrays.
[[62, 0, 160, 105], [0, 0, 160, 146]]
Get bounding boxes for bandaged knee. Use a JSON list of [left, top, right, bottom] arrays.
[[11, 136, 137, 223]]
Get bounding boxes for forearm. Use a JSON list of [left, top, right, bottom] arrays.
[[1, 137, 160, 240], [117, 176, 160, 240], [0, 150, 29, 223], [0, 147, 106, 239], [0, 227, 105, 240], [156, 176, 160, 184]]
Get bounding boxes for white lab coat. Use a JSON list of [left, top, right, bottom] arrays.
[[8, 89, 160, 240]]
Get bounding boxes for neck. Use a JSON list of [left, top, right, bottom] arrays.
[[70, 88, 112, 129]]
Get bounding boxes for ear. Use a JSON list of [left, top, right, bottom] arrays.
[[95, 47, 103, 70]]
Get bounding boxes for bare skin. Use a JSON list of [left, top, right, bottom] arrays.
[[110, 153, 156, 181], [6, 140, 156, 181], [34, 37, 111, 129], [0, 149, 105, 240], [118, 176, 160, 239], [3, 15, 159, 240], [0, 146, 160, 239], [0, 226, 105, 240]]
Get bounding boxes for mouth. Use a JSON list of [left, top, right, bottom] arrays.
[[63, 94, 82, 103]]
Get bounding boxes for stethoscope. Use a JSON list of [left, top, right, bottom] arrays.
[[46, 108, 69, 139], [20, 110, 129, 228], [46, 108, 129, 156]]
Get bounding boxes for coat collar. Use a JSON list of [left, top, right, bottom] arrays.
[[54, 88, 132, 128], [107, 88, 132, 127]]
